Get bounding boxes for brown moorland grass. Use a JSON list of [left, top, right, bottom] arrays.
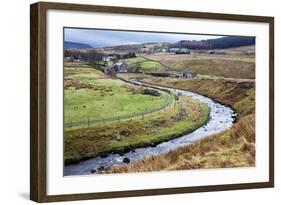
[[147, 54, 255, 79], [223, 45, 255, 53], [148, 52, 255, 62], [174, 59, 255, 79], [111, 114, 255, 173]]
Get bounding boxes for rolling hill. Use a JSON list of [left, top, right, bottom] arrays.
[[169, 36, 255, 50], [64, 41, 92, 49]]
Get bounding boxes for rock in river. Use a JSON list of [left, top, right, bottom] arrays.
[[97, 166, 105, 172], [123, 157, 130, 164]]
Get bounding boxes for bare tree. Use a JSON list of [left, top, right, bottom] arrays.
[[88, 50, 104, 66]]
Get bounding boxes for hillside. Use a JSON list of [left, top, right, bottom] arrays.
[[169, 36, 255, 50], [64, 41, 92, 49], [94, 42, 168, 54]]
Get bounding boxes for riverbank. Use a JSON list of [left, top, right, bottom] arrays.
[[112, 114, 254, 173], [110, 77, 255, 173], [142, 77, 255, 117]]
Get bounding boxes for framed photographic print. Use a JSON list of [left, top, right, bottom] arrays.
[[30, 1, 274, 202]]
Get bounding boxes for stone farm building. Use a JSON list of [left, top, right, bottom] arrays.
[[103, 56, 118, 62], [104, 62, 128, 76], [177, 71, 198, 78], [112, 62, 128, 73]]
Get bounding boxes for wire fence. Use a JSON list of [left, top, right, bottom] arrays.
[[64, 92, 175, 128]]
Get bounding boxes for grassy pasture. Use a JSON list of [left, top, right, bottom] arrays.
[[64, 67, 99, 73], [64, 73, 170, 124], [124, 57, 165, 72], [124, 57, 147, 64]]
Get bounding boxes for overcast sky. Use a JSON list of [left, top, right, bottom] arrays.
[[64, 28, 225, 48]]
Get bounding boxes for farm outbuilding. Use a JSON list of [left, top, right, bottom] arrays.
[[103, 56, 118, 62], [112, 62, 128, 73], [177, 71, 197, 78], [104, 62, 128, 76]]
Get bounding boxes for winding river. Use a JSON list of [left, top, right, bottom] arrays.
[[64, 81, 236, 176]]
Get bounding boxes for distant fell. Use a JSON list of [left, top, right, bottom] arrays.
[[64, 41, 92, 49], [170, 36, 255, 50]]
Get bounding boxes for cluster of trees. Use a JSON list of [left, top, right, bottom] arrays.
[[170, 40, 209, 49], [64, 48, 137, 66], [64, 49, 89, 61], [107, 52, 136, 60], [64, 49, 105, 66], [122, 52, 136, 59], [88, 50, 104, 65], [169, 36, 255, 50]]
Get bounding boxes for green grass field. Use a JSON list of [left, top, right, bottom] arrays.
[[64, 67, 97, 73], [124, 57, 165, 72], [64, 70, 171, 124], [124, 57, 147, 64]]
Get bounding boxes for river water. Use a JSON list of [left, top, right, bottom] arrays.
[[64, 84, 236, 176]]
